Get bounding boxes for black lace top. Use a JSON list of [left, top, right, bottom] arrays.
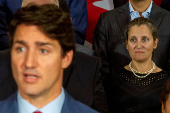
[[104, 68, 170, 113]]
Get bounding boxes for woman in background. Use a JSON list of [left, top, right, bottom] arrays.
[[104, 17, 170, 113]]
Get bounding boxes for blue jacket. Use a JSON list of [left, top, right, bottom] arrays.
[[0, 0, 22, 50], [0, 90, 98, 113], [65, 0, 88, 44]]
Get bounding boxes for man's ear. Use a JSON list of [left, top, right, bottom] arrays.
[[61, 50, 73, 69], [153, 38, 159, 49]]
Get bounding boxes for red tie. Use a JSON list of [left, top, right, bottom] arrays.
[[33, 111, 42, 113]]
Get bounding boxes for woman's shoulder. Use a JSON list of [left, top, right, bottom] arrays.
[[150, 70, 170, 81], [160, 70, 170, 76]]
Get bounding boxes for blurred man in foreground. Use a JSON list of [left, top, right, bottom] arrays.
[[0, 4, 98, 113]]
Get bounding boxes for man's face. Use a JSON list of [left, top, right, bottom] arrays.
[[11, 24, 72, 98], [22, 0, 57, 6]]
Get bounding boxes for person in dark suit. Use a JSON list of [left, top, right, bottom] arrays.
[[93, 0, 170, 76], [75, 43, 94, 55], [64, 51, 107, 113], [113, 0, 127, 8], [161, 0, 170, 12], [0, 4, 98, 113], [0, 49, 17, 101]]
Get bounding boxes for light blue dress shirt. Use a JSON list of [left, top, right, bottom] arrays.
[[129, 0, 153, 21], [17, 87, 65, 113]]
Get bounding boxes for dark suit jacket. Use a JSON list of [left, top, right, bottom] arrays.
[[113, 0, 127, 8], [76, 43, 94, 56], [0, 49, 108, 113], [0, 0, 22, 50], [161, 0, 170, 11], [0, 90, 98, 113], [93, 2, 170, 74]]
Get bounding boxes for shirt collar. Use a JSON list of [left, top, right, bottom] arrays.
[[18, 87, 65, 113], [129, 0, 153, 14]]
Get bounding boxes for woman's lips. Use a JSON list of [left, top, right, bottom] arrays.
[[135, 51, 144, 53]]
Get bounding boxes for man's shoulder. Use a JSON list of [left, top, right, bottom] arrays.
[[70, 50, 101, 80], [75, 44, 94, 56], [0, 93, 18, 112], [161, 6, 170, 17], [73, 51, 101, 70], [62, 90, 99, 113], [101, 2, 129, 17], [71, 100, 99, 113], [65, 51, 101, 79], [74, 51, 100, 63], [152, 2, 170, 17]]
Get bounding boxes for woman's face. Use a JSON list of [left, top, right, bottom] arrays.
[[162, 94, 170, 113], [126, 25, 158, 62]]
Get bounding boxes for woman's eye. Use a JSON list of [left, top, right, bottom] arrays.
[[130, 38, 136, 42], [41, 49, 48, 54]]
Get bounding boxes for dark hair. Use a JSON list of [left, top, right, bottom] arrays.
[[8, 4, 75, 57], [126, 17, 158, 41], [160, 79, 170, 108], [58, 0, 70, 13]]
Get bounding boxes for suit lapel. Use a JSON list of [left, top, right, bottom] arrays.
[[116, 2, 131, 39], [149, 3, 164, 30], [7, 101, 18, 113], [6, 92, 19, 113], [61, 90, 73, 113]]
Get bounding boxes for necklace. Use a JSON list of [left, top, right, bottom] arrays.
[[129, 61, 156, 78]]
